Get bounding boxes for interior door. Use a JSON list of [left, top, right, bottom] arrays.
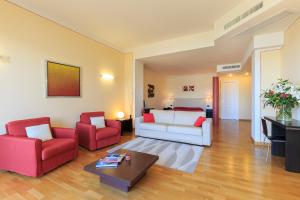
[[221, 80, 239, 120]]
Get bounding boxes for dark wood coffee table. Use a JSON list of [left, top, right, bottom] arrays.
[[84, 149, 159, 192]]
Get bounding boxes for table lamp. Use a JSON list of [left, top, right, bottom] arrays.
[[117, 112, 125, 119]]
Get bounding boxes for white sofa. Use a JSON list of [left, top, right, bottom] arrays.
[[135, 110, 212, 146]]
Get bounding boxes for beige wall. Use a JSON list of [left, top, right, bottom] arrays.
[[142, 69, 252, 120], [0, 1, 127, 133], [135, 61, 144, 116], [281, 17, 300, 120], [124, 53, 134, 118], [166, 73, 215, 100], [143, 67, 168, 109], [260, 50, 282, 118], [143, 71, 214, 110], [220, 75, 252, 120]]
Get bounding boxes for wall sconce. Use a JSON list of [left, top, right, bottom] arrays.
[[0, 55, 10, 63], [101, 73, 114, 80]]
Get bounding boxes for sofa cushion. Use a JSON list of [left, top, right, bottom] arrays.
[[80, 112, 105, 124], [173, 111, 206, 126], [96, 127, 119, 140], [194, 117, 206, 127], [150, 110, 174, 124], [140, 123, 168, 132], [42, 138, 76, 160], [143, 113, 155, 123], [6, 117, 51, 137], [26, 124, 53, 142], [90, 116, 105, 129], [167, 125, 202, 136]]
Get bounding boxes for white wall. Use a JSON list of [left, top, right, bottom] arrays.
[[281, 17, 300, 120], [143, 67, 168, 109], [0, 1, 127, 133], [251, 50, 261, 142], [134, 60, 144, 117], [124, 53, 134, 118], [141, 70, 252, 120], [260, 50, 282, 117], [166, 73, 215, 100]]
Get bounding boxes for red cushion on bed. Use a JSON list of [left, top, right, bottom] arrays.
[[194, 116, 206, 127], [143, 113, 155, 123]]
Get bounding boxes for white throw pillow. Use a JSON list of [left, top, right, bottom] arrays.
[[90, 116, 106, 129], [25, 124, 53, 142]]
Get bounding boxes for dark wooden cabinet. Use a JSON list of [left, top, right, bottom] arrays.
[[117, 118, 133, 135], [206, 108, 213, 118]]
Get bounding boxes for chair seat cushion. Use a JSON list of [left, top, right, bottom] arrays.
[[42, 138, 76, 160], [96, 127, 119, 140], [140, 123, 168, 132], [167, 125, 202, 136]]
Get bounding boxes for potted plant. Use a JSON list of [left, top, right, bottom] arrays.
[[262, 79, 300, 121]]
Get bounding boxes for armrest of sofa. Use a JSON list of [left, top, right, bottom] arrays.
[[76, 122, 97, 150], [52, 127, 77, 139], [106, 120, 121, 132], [135, 117, 143, 135], [0, 135, 42, 177], [202, 118, 213, 146]]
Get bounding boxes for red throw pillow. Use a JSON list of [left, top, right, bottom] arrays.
[[143, 113, 155, 123], [194, 116, 206, 127]]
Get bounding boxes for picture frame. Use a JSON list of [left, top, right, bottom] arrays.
[[148, 84, 155, 98], [46, 61, 81, 97], [183, 85, 195, 92]]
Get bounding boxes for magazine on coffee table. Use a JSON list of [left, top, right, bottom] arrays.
[[96, 153, 126, 168]]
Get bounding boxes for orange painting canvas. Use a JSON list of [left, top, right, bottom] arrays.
[[47, 61, 80, 97]]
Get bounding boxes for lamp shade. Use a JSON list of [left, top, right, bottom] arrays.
[[116, 112, 125, 119]]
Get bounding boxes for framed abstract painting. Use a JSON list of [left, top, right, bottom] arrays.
[[46, 61, 80, 97], [148, 84, 155, 98]]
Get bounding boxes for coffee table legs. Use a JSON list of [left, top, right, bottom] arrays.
[[99, 171, 147, 192]]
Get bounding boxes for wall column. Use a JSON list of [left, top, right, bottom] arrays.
[[213, 77, 219, 125]]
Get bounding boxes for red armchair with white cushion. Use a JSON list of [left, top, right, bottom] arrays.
[[0, 117, 78, 177], [76, 112, 121, 151]]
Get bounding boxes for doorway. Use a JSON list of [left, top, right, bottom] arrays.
[[221, 80, 239, 120]]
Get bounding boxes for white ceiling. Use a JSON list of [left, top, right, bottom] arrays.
[[8, 0, 242, 51], [140, 11, 299, 75], [141, 36, 252, 75]]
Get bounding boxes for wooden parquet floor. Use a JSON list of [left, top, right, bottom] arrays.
[[1, 120, 300, 200]]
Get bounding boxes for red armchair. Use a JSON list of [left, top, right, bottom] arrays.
[[0, 117, 78, 177], [76, 112, 121, 151]]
